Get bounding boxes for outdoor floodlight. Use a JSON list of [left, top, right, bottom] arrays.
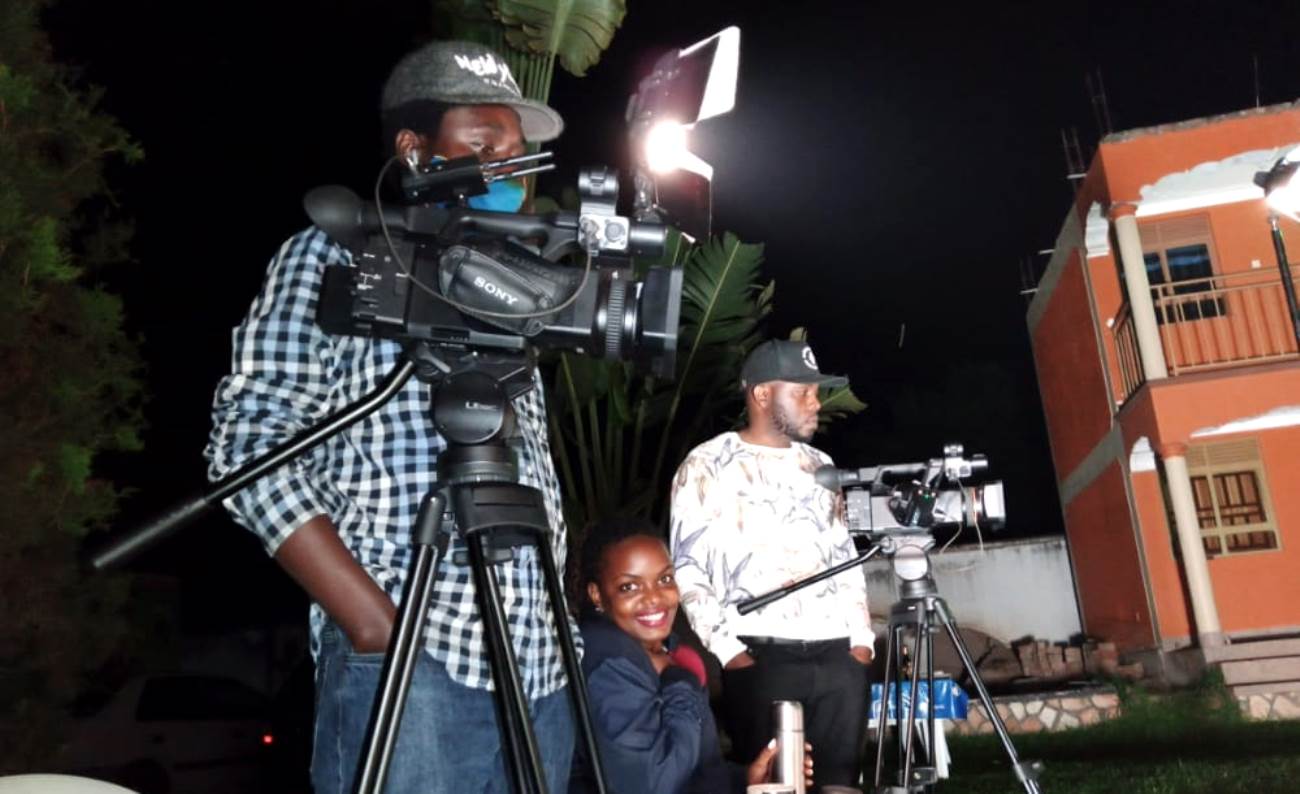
[[1255, 145, 1300, 221], [1253, 145, 1300, 345]]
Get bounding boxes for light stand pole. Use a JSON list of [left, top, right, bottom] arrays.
[[1266, 212, 1300, 348], [1256, 150, 1300, 349]]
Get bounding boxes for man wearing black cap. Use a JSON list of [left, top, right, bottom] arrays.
[[206, 41, 573, 794], [669, 340, 874, 790]]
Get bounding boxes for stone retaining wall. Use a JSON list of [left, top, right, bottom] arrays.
[[1238, 689, 1300, 720], [946, 686, 1121, 735]]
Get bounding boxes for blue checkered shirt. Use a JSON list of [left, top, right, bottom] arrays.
[[205, 227, 572, 698]]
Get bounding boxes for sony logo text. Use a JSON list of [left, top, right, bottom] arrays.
[[473, 276, 519, 305]]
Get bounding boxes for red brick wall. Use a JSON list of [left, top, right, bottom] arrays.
[[1064, 461, 1155, 651], [1032, 249, 1115, 479]]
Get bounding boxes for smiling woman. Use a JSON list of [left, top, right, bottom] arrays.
[[569, 517, 812, 794]]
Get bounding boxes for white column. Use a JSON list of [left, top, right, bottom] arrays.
[[1111, 207, 1169, 381], [1160, 443, 1224, 647]]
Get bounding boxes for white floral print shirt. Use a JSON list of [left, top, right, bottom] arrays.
[[669, 432, 874, 665]]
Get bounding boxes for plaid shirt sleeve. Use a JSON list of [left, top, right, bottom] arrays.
[[204, 230, 347, 555]]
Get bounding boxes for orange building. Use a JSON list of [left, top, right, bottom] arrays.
[[1027, 102, 1300, 700]]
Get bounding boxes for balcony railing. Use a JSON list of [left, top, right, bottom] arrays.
[[1111, 269, 1300, 403]]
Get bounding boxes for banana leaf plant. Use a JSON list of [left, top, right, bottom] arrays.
[[545, 231, 769, 534], [432, 0, 627, 103], [544, 231, 866, 545]]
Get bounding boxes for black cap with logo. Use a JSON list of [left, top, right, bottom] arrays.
[[739, 340, 848, 390]]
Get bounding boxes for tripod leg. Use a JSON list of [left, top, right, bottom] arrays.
[[901, 616, 924, 787], [892, 623, 907, 779], [468, 533, 549, 794], [355, 493, 448, 794], [873, 620, 896, 788], [535, 532, 609, 794], [924, 613, 936, 786], [932, 599, 1042, 794]]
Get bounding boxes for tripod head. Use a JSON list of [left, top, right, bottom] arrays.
[[869, 532, 943, 602], [400, 341, 560, 560]]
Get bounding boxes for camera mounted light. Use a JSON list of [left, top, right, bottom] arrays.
[[627, 26, 740, 241], [643, 121, 705, 178]]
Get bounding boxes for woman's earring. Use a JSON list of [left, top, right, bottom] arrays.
[[405, 147, 421, 173]]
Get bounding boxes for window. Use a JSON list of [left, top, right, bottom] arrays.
[[1185, 439, 1279, 558], [1138, 216, 1224, 322]]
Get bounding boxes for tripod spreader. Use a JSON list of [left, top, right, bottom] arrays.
[[736, 545, 885, 616]]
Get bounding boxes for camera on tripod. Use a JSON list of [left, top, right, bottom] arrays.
[[743, 445, 1041, 792], [816, 444, 1006, 537], [301, 26, 741, 382]]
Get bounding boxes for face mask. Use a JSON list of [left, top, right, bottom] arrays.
[[467, 178, 526, 213]]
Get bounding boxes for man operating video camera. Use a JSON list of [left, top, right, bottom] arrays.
[[204, 40, 576, 794], [670, 340, 875, 791]]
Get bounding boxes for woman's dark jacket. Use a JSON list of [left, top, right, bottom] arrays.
[[569, 616, 738, 794]]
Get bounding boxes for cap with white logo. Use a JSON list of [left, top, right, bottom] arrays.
[[382, 40, 564, 142], [740, 340, 848, 389]]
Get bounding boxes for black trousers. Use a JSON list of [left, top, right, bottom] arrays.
[[721, 637, 870, 790]]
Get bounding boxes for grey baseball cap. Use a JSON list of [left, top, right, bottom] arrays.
[[740, 340, 848, 389], [381, 40, 564, 143]]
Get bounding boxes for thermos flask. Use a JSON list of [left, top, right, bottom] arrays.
[[771, 700, 805, 794]]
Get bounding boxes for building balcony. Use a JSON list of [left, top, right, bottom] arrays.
[[1113, 269, 1300, 403]]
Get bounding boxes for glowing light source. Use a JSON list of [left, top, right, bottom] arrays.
[[643, 121, 714, 179], [1257, 146, 1300, 221], [644, 121, 689, 174]]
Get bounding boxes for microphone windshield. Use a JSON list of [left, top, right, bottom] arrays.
[[815, 465, 857, 491]]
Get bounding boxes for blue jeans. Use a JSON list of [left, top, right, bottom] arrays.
[[311, 623, 575, 794]]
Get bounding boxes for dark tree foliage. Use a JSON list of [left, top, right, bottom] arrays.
[[0, 0, 149, 771]]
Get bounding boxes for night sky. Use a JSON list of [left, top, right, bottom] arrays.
[[43, 0, 1300, 627]]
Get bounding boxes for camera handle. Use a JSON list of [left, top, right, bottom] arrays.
[[735, 545, 885, 616], [90, 361, 418, 570]]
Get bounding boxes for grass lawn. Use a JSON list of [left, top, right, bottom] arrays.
[[883, 679, 1300, 793]]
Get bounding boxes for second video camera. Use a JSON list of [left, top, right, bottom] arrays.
[[817, 444, 1006, 536]]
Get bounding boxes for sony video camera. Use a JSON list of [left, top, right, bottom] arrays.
[[305, 28, 741, 379], [817, 444, 1006, 537]]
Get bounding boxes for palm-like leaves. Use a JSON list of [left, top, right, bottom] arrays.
[[493, 0, 627, 77], [432, 0, 626, 103], [546, 231, 771, 533], [648, 233, 771, 491], [545, 232, 868, 539]]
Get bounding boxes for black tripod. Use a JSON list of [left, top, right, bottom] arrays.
[[737, 533, 1042, 794], [92, 345, 608, 794]]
